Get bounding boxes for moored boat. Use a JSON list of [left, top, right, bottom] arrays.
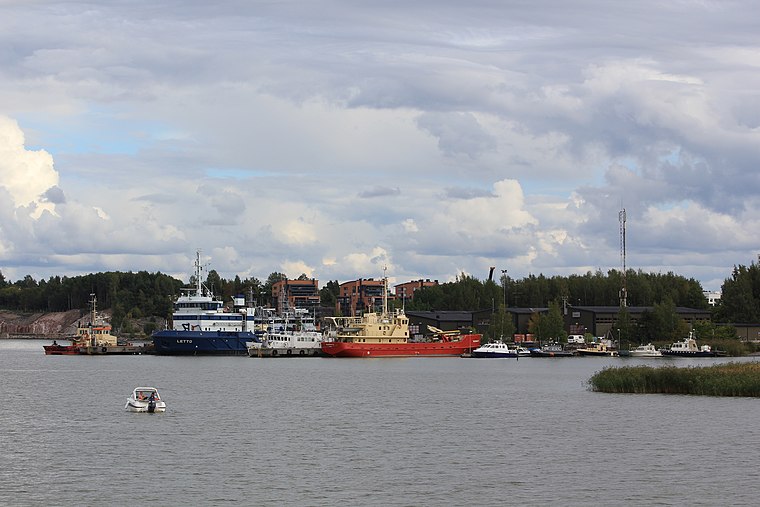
[[576, 341, 618, 357], [471, 341, 530, 358], [320, 274, 481, 358], [629, 343, 663, 358], [152, 251, 260, 355], [529, 342, 575, 357], [247, 309, 323, 357], [125, 387, 166, 413], [43, 340, 80, 355], [660, 333, 715, 357]]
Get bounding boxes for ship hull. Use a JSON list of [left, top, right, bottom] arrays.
[[661, 350, 715, 357], [321, 334, 481, 358], [152, 330, 259, 355], [43, 344, 80, 355]]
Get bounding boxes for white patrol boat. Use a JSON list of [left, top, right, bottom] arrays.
[[247, 309, 323, 357]]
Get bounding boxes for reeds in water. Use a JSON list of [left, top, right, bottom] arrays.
[[589, 361, 760, 397]]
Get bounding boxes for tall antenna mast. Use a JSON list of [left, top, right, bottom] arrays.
[[619, 208, 627, 308], [382, 265, 388, 316]]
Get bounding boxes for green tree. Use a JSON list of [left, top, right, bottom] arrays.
[[613, 306, 635, 347], [320, 280, 339, 307], [542, 300, 566, 342]]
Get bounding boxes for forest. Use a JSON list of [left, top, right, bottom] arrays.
[[2, 261, 760, 334]]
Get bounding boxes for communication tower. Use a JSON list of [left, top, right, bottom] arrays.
[[619, 208, 627, 308]]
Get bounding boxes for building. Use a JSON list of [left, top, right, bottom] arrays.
[[336, 278, 388, 317], [272, 278, 320, 315], [394, 279, 438, 303], [405, 310, 492, 338], [479, 305, 712, 341], [703, 290, 721, 307], [562, 305, 712, 338]]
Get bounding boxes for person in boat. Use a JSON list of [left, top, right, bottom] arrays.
[[52, 340, 58, 346], [138, 392, 145, 400], [149, 392, 156, 401]]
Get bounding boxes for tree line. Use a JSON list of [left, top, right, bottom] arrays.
[[3, 261, 760, 330]]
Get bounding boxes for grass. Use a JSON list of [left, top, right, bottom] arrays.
[[589, 361, 760, 397]]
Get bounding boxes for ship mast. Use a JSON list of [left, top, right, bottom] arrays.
[[382, 266, 388, 316], [619, 208, 627, 308]]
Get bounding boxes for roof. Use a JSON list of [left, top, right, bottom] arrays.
[[406, 310, 478, 321]]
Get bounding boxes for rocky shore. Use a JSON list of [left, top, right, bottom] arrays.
[[0, 310, 83, 339]]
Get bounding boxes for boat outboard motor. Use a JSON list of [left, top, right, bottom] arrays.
[[148, 400, 156, 413]]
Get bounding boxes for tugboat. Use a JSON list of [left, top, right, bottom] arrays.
[[152, 251, 260, 355], [661, 333, 715, 357], [45, 294, 146, 355], [321, 273, 481, 358]]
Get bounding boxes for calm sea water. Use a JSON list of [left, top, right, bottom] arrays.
[[1, 339, 758, 506]]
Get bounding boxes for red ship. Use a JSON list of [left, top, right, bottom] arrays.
[[321, 274, 481, 358], [43, 341, 81, 355]]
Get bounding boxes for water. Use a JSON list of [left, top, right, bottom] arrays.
[[1, 340, 758, 506]]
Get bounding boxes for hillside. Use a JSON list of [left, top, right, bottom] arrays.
[[0, 310, 87, 338]]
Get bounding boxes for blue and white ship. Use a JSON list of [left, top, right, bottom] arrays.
[[152, 252, 261, 355]]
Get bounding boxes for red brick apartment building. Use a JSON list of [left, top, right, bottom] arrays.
[[394, 279, 438, 303], [336, 278, 388, 317], [272, 278, 320, 314]]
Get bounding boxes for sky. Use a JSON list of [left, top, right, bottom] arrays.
[[1, 1, 759, 291]]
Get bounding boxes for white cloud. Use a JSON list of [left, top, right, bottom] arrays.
[[1, 2, 760, 290], [0, 115, 59, 218]]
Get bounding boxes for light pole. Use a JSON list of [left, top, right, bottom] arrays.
[[501, 269, 508, 308]]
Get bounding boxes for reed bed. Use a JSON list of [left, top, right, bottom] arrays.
[[589, 361, 760, 397]]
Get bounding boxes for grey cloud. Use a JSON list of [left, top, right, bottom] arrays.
[[41, 186, 65, 204], [358, 186, 400, 198]]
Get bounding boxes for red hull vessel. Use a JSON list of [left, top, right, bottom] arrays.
[[321, 333, 481, 357], [322, 272, 481, 358], [43, 344, 80, 355]]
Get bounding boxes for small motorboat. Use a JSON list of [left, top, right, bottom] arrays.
[[125, 387, 166, 413], [576, 341, 618, 357], [629, 343, 663, 358], [530, 342, 575, 357], [471, 341, 530, 358]]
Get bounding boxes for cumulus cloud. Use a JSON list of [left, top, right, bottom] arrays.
[[2, 2, 760, 290], [0, 116, 59, 218]]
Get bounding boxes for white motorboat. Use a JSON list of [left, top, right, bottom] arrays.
[[125, 387, 166, 413], [471, 341, 530, 358], [661, 333, 715, 357], [629, 343, 663, 357]]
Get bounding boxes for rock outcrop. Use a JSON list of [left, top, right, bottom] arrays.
[[0, 310, 83, 338]]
